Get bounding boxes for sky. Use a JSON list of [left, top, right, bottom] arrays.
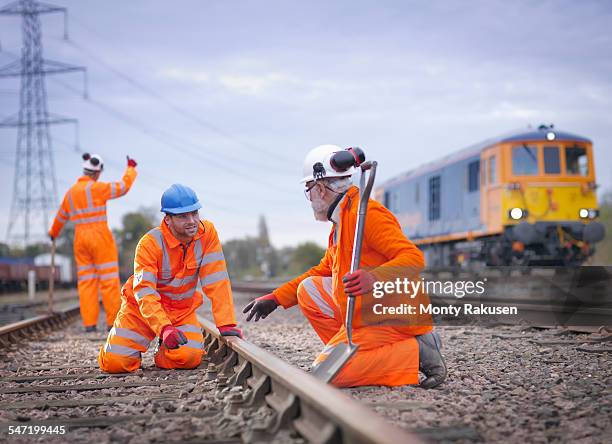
[[1, 0, 611, 248]]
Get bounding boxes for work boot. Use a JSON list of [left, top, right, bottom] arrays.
[[416, 331, 447, 389], [85, 326, 97, 333]]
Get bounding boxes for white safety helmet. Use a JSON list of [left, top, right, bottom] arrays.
[[82, 153, 104, 172], [300, 144, 356, 184]]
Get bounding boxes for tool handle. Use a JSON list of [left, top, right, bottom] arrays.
[[48, 238, 55, 313], [349, 161, 378, 274], [346, 161, 378, 345]]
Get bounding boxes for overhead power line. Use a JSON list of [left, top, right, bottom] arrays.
[[44, 73, 296, 197], [63, 21, 295, 166]]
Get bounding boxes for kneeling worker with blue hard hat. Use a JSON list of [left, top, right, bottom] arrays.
[[99, 184, 241, 373]]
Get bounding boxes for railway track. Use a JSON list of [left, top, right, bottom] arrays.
[[0, 291, 78, 327], [1, 276, 609, 442], [233, 275, 612, 334], [0, 302, 422, 443], [0, 303, 81, 347]]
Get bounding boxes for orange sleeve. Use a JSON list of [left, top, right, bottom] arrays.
[[272, 246, 333, 309], [133, 234, 171, 336], [364, 204, 425, 278], [101, 166, 137, 201], [49, 193, 71, 239], [198, 221, 237, 327]]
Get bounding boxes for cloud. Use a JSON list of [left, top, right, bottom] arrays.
[[157, 64, 301, 97], [217, 72, 297, 96], [157, 67, 210, 84]]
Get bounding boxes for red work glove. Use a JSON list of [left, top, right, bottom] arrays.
[[218, 324, 243, 338], [127, 155, 137, 168], [342, 269, 377, 297], [160, 325, 187, 349], [242, 293, 279, 321]]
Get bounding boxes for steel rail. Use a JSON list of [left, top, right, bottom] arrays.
[[233, 280, 612, 332], [0, 303, 81, 347], [197, 315, 422, 444]]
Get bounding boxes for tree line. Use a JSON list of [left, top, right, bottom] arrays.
[[3, 191, 610, 275], [0, 210, 326, 281]]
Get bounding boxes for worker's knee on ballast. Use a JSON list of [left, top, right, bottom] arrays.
[[98, 349, 141, 374], [156, 347, 203, 369]]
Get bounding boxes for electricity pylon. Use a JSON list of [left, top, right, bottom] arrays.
[[0, 0, 85, 245]]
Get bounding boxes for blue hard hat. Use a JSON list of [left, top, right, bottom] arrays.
[[161, 184, 202, 214]]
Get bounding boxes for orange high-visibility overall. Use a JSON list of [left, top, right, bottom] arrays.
[[49, 166, 137, 328], [98, 219, 236, 373], [273, 186, 432, 387]]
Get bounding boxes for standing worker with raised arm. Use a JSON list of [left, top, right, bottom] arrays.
[[243, 145, 447, 388], [49, 153, 138, 332]]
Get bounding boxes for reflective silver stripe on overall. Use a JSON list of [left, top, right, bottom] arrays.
[[104, 343, 140, 357], [165, 274, 198, 288], [302, 277, 335, 318], [109, 327, 150, 347], [67, 191, 76, 214], [99, 271, 119, 280], [71, 205, 106, 216], [177, 324, 202, 334], [160, 288, 196, 301], [135, 286, 158, 300], [176, 324, 205, 350], [322, 277, 333, 295], [85, 182, 93, 208], [96, 261, 118, 271], [201, 271, 229, 287], [201, 251, 225, 266], [147, 228, 172, 280], [141, 271, 157, 284], [183, 339, 204, 350], [74, 215, 107, 224], [111, 182, 123, 199], [78, 273, 98, 282], [161, 237, 206, 289]]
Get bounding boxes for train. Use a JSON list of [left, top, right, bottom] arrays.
[[0, 255, 72, 294], [375, 125, 606, 266]]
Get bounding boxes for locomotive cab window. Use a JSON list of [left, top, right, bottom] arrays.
[[543, 146, 561, 174], [512, 145, 538, 175], [489, 156, 497, 183], [467, 161, 479, 192], [384, 191, 391, 209], [565, 146, 588, 175], [428, 176, 441, 221]]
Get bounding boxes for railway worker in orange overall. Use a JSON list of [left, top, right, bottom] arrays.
[[98, 184, 241, 373], [244, 145, 447, 388], [49, 153, 138, 332]]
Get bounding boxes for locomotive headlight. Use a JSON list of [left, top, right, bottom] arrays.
[[580, 208, 599, 219], [546, 131, 556, 141], [509, 208, 525, 220]]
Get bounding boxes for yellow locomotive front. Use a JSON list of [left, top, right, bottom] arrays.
[[489, 125, 605, 265]]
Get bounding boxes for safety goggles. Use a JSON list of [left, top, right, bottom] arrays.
[[304, 181, 339, 201], [304, 182, 318, 201]]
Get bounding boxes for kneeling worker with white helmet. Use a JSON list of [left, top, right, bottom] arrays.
[[243, 145, 447, 388]]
